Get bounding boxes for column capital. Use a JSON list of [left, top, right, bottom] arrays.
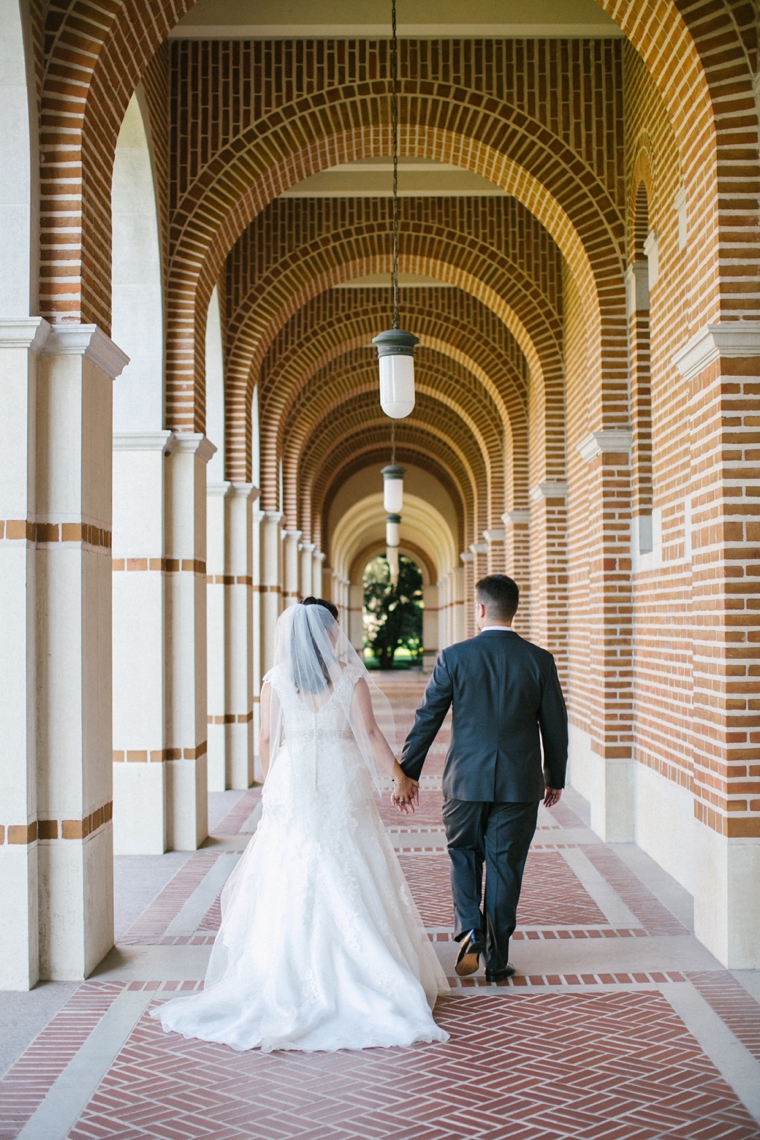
[[469, 541, 488, 555], [578, 430, 632, 463], [0, 316, 51, 351], [229, 482, 259, 502], [283, 528, 302, 541], [42, 324, 129, 379], [171, 433, 217, 464], [460, 551, 474, 563], [263, 510, 283, 524], [113, 430, 173, 452], [673, 321, 760, 381], [483, 528, 505, 543], [625, 261, 649, 317], [206, 480, 232, 498], [502, 510, 530, 526], [530, 480, 567, 502], [313, 550, 326, 562], [299, 541, 316, 553]]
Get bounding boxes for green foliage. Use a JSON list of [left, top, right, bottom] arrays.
[[363, 555, 423, 669]]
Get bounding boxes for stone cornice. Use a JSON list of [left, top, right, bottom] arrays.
[[483, 528, 505, 543], [673, 321, 760, 382], [113, 430, 173, 452], [460, 551, 474, 563], [578, 430, 633, 463], [172, 433, 217, 464], [469, 541, 488, 555], [502, 509, 531, 526], [0, 317, 51, 352], [530, 480, 568, 502], [42, 324, 129, 379]]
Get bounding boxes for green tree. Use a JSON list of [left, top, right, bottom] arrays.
[[363, 555, 423, 669]]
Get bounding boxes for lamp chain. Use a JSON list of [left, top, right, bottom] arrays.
[[391, 0, 400, 330]]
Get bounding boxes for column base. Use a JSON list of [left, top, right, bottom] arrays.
[[568, 724, 634, 841], [694, 822, 760, 969], [38, 827, 114, 980], [165, 756, 208, 851], [0, 844, 39, 989]]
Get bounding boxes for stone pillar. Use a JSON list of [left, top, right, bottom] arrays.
[[348, 583, 364, 651], [37, 326, 128, 980], [437, 577, 448, 649], [673, 326, 760, 968], [0, 319, 48, 989], [312, 549, 325, 598], [206, 481, 231, 793], [483, 527, 506, 574], [112, 431, 173, 855], [164, 434, 215, 851], [451, 566, 466, 643], [300, 540, 315, 598], [422, 584, 439, 671], [460, 551, 475, 638], [282, 528, 302, 606], [207, 482, 258, 792], [502, 510, 531, 636], [529, 481, 569, 675], [251, 508, 265, 783], [260, 511, 283, 678]]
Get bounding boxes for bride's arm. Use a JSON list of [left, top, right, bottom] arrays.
[[352, 677, 411, 788], [259, 682, 272, 779]]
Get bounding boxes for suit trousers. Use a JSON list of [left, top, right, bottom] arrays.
[[442, 797, 540, 975]]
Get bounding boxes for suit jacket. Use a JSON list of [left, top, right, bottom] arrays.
[[400, 629, 568, 802]]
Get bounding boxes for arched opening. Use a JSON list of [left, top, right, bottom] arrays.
[[363, 554, 423, 671]]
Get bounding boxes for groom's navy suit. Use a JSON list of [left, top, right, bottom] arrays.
[[400, 629, 568, 975]]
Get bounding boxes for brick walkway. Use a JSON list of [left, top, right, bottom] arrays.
[[2, 671, 759, 1139]]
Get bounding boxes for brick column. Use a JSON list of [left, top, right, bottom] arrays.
[[483, 527, 506, 574], [37, 325, 128, 980], [576, 431, 634, 842], [502, 510, 531, 635], [348, 583, 364, 651], [451, 566, 465, 643], [422, 584, 439, 671], [674, 325, 760, 968], [164, 434, 215, 852], [0, 319, 48, 988], [529, 482, 568, 676], [460, 552, 475, 638], [259, 511, 283, 678], [112, 431, 173, 855]]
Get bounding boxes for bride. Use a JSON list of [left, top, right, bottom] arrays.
[[152, 597, 449, 1052]]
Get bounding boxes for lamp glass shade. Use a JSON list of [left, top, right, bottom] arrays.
[[379, 353, 415, 419], [382, 466, 405, 513], [386, 514, 400, 548]]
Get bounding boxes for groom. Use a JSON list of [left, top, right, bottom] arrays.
[[394, 574, 567, 982]]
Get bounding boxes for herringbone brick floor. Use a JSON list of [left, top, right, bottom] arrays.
[[1, 672, 759, 1140]]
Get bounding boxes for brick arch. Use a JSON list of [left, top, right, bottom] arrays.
[[599, 0, 758, 322], [36, 0, 194, 329], [303, 412, 482, 552], [224, 216, 562, 481], [320, 446, 467, 556], [167, 105, 621, 431], [280, 354, 506, 535]]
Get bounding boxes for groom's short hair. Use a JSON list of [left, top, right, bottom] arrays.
[[476, 574, 519, 621]]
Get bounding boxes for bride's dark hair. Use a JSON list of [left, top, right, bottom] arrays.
[[291, 598, 338, 693]]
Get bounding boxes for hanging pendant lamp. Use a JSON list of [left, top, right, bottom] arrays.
[[373, 0, 418, 419]]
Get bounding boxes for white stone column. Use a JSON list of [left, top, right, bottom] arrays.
[[226, 483, 257, 789], [300, 540, 315, 598], [164, 434, 215, 851], [260, 511, 283, 678], [37, 326, 128, 980], [348, 583, 364, 651], [422, 583, 439, 671], [312, 549, 325, 597], [112, 431, 172, 855], [251, 508, 265, 783], [0, 319, 48, 989], [282, 528, 302, 606], [206, 481, 232, 792]]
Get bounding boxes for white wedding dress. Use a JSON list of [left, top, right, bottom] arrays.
[[152, 660, 449, 1052]]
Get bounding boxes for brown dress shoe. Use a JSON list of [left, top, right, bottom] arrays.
[[455, 929, 486, 976]]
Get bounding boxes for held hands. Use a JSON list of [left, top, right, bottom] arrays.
[[391, 773, 420, 815]]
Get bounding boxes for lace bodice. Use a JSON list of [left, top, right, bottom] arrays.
[[264, 662, 362, 745]]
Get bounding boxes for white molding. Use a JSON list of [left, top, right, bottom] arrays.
[[112, 430, 173, 452], [263, 510, 283, 524], [643, 231, 659, 290], [625, 262, 649, 317], [229, 482, 259, 501], [0, 317, 51, 352], [530, 480, 567, 502], [42, 324, 130, 379], [460, 551, 474, 563], [483, 528, 505, 543], [206, 480, 233, 498], [299, 541, 316, 553], [469, 541, 488, 555], [314, 550, 326, 562], [673, 322, 760, 381], [502, 509, 531, 526], [172, 432, 217, 464], [283, 528, 302, 540], [578, 429, 633, 463]]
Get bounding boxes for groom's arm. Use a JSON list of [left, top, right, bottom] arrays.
[[399, 652, 454, 781], [538, 656, 568, 790]]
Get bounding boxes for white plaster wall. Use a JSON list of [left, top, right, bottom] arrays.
[[112, 91, 163, 433], [0, 0, 38, 315]]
